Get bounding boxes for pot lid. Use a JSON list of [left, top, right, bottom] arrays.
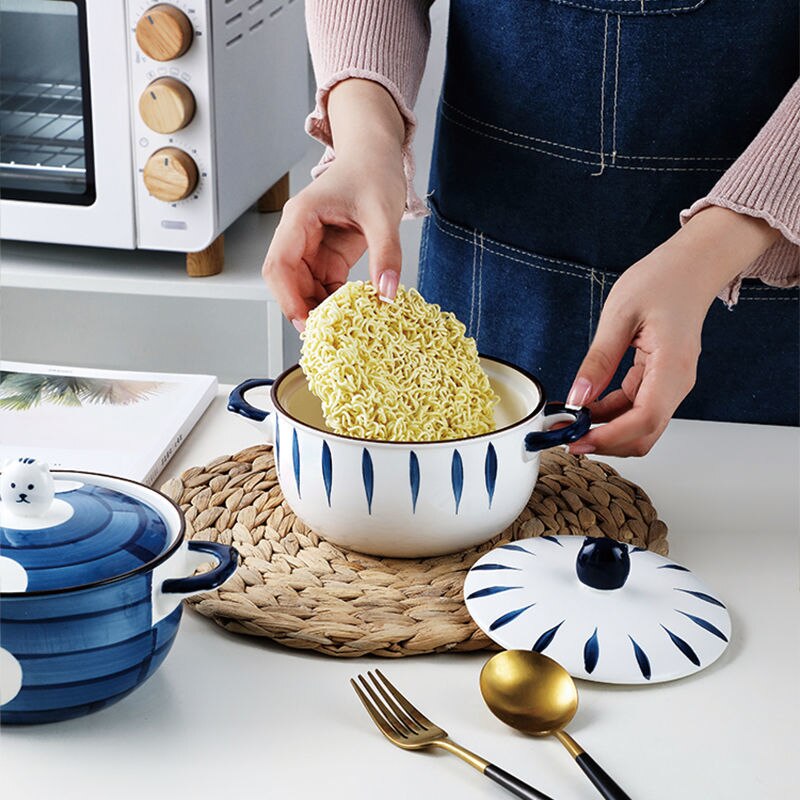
[[464, 535, 731, 685], [0, 458, 172, 594]]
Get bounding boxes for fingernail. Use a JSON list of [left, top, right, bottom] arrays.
[[291, 318, 305, 334], [566, 377, 592, 409], [378, 270, 399, 302], [569, 443, 596, 455]]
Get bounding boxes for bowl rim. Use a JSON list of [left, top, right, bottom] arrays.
[[270, 354, 549, 447], [0, 470, 186, 599]]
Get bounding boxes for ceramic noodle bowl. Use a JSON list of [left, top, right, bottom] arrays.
[[0, 459, 237, 725], [228, 356, 590, 557]]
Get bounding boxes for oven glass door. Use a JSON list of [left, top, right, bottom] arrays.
[[0, 0, 95, 205]]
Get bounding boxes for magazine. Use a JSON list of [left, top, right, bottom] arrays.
[[0, 361, 217, 485]]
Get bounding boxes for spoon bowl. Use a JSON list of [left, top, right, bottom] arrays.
[[480, 650, 632, 800], [480, 649, 577, 736]]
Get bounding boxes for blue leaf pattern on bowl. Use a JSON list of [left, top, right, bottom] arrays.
[[362, 449, 374, 515], [451, 450, 463, 514], [321, 441, 332, 507], [409, 451, 420, 513], [484, 443, 497, 508]]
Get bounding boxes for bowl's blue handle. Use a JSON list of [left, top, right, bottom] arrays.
[[161, 541, 238, 596], [525, 402, 591, 454], [227, 378, 275, 422]]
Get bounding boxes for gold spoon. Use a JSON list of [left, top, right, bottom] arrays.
[[480, 650, 632, 800]]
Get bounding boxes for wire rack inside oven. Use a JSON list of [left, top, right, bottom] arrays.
[[0, 80, 86, 181]]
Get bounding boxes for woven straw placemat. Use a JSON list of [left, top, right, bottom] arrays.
[[161, 445, 668, 657]]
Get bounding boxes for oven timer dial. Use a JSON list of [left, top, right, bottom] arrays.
[[139, 78, 195, 134], [142, 147, 198, 202], [135, 4, 193, 62]]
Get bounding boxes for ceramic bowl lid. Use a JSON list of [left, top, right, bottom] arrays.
[[0, 458, 174, 594], [464, 535, 731, 684]]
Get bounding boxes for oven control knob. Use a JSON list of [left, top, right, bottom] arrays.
[[142, 147, 198, 202], [139, 78, 196, 133], [136, 4, 193, 62]]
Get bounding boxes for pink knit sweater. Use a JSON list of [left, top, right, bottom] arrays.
[[305, 0, 800, 305]]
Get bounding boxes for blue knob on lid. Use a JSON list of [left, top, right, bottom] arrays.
[[576, 536, 631, 590]]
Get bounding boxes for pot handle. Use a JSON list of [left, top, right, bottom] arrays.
[[524, 402, 591, 455], [227, 378, 276, 442], [161, 541, 238, 597]]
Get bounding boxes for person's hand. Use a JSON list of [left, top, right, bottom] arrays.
[[262, 79, 407, 329], [566, 206, 781, 457]]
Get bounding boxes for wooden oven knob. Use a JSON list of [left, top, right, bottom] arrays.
[[139, 78, 195, 133], [135, 4, 193, 62], [142, 147, 198, 202]]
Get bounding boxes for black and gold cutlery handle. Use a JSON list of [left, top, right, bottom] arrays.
[[437, 740, 556, 800], [556, 732, 631, 800], [573, 752, 631, 800], [484, 763, 557, 800]]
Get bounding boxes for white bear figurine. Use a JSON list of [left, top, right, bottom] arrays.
[[0, 458, 55, 519]]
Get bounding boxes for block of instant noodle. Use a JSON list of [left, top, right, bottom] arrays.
[[299, 281, 499, 442]]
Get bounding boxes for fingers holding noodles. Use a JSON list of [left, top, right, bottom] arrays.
[[299, 281, 499, 442]]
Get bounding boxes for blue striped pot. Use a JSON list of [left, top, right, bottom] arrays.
[[0, 471, 237, 724], [228, 356, 590, 558]]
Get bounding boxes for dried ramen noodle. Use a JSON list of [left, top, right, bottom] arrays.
[[300, 281, 499, 442]]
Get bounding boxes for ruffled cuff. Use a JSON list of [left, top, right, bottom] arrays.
[[304, 1, 432, 218], [680, 79, 800, 306], [305, 70, 428, 218]]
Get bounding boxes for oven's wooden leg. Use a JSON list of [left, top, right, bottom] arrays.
[[186, 234, 224, 277], [257, 172, 290, 213]]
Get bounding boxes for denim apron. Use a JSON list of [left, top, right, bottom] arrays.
[[419, 0, 799, 425]]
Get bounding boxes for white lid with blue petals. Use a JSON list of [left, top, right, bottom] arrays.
[[464, 535, 731, 684]]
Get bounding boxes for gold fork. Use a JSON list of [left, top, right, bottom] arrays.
[[351, 669, 557, 800]]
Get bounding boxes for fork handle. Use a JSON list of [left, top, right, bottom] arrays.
[[484, 764, 557, 800]]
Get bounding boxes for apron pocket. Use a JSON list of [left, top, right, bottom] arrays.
[[420, 204, 800, 425], [419, 203, 599, 403]]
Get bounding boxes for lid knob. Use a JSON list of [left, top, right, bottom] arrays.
[[0, 458, 55, 519], [576, 536, 630, 590]]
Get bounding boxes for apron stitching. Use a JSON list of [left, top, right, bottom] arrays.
[[418, 215, 430, 289], [440, 100, 733, 162], [469, 230, 478, 336], [553, 2, 707, 14], [597, 271, 606, 332], [591, 13, 610, 177], [640, 0, 645, 13], [440, 110, 728, 173], [612, 15, 621, 165], [737, 297, 799, 302], [432, 212, 591, 276], [432, 214, 590, 280], [741, 286, 797, 291], [589, 269, 596, 339], [477, 232, 485, 343]]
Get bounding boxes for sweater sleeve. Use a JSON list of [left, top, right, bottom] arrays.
[[680, 79, 800, 306], [304, 0, 433, 218]]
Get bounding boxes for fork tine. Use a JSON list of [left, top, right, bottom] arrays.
[[350, 679, 403, 741], [374, 669, 435, 730], [366, 670, 421, 733], [357, 674, 412, 738]]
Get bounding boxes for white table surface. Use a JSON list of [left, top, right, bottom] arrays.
[[3, 389, 799, 800]]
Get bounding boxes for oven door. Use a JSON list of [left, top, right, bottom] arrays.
[[0, 0, 135, 248]]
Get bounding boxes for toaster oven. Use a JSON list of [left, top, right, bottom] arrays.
[[0, 0, 308, 275]]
